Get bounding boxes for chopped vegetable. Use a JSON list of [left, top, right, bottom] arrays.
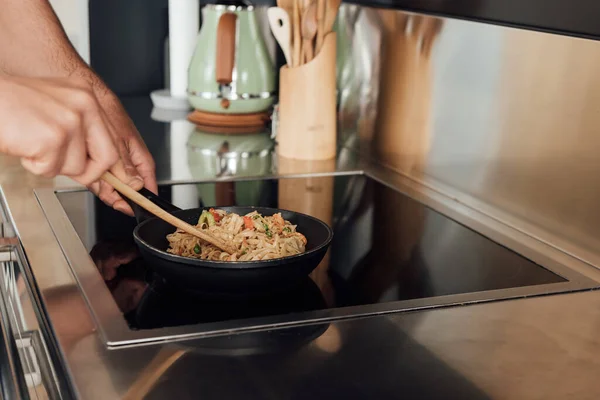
[[209, 208, 222, 222], [167, 208, 307, 261], [273, 213, 284, 227], [198, 210, 215, 227], [243, 216, 255, 230], [263, 223, 272, 238]]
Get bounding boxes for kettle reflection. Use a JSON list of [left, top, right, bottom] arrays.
[[187, 127, 274, 206]]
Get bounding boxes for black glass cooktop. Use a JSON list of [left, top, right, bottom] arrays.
[[56, 174, 566, 331]]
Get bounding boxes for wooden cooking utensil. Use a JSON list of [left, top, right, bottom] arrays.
[[101, 171, 237, 254], [277, 0, 295, 64], [277, 0, 294, 17], [315, 0, 326, 52], [267, 6, 293, 66], [292, 0, 302, 66], [323, 0, 342, 37], [301, 1, 318, 63]]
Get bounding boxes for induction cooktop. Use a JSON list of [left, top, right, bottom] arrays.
[[36, 172, 599, 347]]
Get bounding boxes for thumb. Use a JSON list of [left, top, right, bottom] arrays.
[[107, 158, 143, 216]]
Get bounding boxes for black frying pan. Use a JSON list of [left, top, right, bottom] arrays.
[[125, 188, 333, 295]]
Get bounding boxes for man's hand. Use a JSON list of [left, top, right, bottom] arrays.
[[0, 75, 144, 191], [0, 0, 157, 216], [87, 85, 158, 215]]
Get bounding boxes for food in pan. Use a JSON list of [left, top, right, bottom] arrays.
[[166, 208, 307, 261]]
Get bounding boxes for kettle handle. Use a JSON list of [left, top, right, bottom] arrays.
[[216, 12, 237, 90]]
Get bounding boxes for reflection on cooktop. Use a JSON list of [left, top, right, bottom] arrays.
[[90, 241, 327, 329], [58, 174, 566, 331], [128, 271, 326, 330]]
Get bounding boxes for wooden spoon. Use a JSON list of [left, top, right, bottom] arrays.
[[277, 0, 294, 17], [301, 1, 318, 63], [101, 171, 237, 255], [315, 0, 342, 54], [267, 6, 293, 66], [277, 0, 295, 65], [315, 0, 326, 51], [292, 0, 302, 66], [321, 0, 341, 45]]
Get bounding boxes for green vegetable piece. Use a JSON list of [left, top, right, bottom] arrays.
[[198, 211, 208, 226], [193, 244, 201, 254], [205, 212, 215, 226], [253, 215, 260, 220], [198, 210, 215, 227]]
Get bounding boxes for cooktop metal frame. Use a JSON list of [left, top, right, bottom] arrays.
[[33, 167, 600, 349]]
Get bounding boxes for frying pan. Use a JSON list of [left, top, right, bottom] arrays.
[[125, 188, 333, 294]]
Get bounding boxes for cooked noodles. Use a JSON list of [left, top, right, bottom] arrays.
[[166, 208, 307, 261]]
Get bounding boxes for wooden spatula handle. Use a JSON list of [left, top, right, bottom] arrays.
[[292, 0, 302, 67], [316, 0, 325, 52], [101, 172, 237, 255]]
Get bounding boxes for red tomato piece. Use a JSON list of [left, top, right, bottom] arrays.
[[243, 216, 254, 230], [209, 208, 222, 222]]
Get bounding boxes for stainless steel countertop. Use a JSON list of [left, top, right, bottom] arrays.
[[3, 98, 600, 399]]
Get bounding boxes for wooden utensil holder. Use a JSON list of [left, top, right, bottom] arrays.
[[276, 32, 337, 160]]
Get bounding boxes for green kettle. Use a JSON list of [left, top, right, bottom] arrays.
[[187, 1, 275, 114]]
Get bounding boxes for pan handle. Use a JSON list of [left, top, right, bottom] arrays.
[[122, 187, 183, 224]]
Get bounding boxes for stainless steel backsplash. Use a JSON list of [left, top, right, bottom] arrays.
[[336, 5, 600, 267]]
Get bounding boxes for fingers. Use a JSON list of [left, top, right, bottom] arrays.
[[59, 128, 87, 176], [97, 94, 158, 195], [126, 137, 158, 194], [19, 122, 69, 178], [59, 83, 120, 185], [55, 108, 87, 176], [98, 115, 144, 216], [63, 82, 146, 215], [87, 179, 134, 217], [0, 75, 156, 218], [92, 94, 157, 215], [100, 112, 143, 189], [24, 76, 120, 185]]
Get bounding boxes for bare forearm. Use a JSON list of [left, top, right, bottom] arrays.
[[0, 0, 157, 196], [0, 0, 83, 74], [0, 0, 110, 96]]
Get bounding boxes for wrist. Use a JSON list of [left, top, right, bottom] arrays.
[[68, 65, 112, 101]]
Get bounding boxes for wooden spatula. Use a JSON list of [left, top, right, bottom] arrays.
[[301, 1, 318, 63], [316, 0, 341, 53], [101, 171, 237, 255], [315, 0, 326, 51], [292, 0, 302, 66], [267, 6, 293, 66]]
